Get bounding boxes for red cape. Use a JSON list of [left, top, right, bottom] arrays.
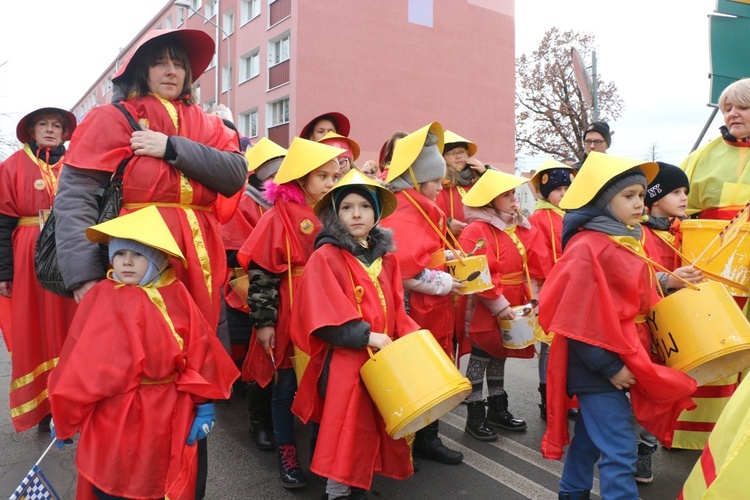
[[538, 231, 696, 459], [48, 271, 238, 499], [290, 245, 417, 489], [0, 147, 77, 431], [64, 97, 241, 329], [379, 190, 454, 355], [236, 199, 321, 386], [528, 207, 564, 265], [436, 184, 470, 222]]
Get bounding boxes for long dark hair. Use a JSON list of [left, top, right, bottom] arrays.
[[119, 37, 195, 104]]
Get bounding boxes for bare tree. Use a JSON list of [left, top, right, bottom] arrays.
[[0, 61, 21, 161], [515, 28, 624, 162]]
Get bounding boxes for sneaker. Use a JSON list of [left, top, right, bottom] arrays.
[[635, 448, 654, 484]]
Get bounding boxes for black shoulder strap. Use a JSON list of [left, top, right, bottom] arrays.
[[112, 102, 142, 132]]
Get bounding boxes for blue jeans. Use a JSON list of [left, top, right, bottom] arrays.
[[559, 391, 638, 500], [271, 368, 297, 445]]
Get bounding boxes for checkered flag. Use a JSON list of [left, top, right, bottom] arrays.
[[8, 440, 61, 500]]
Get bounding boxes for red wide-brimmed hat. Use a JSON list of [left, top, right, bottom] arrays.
[[299, 111, 351, 139], [113, 29, 215, 85], [16, 107, 77, 143]]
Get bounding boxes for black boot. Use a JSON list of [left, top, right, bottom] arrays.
[[247, 382, 275, 450], [558, 491, 591, 500], [465, 401, 498, 441], [413, 421, 464, 464], [539, 384, 547, 421], [277, 443, 307, 488], [486, 393, 527, 431]]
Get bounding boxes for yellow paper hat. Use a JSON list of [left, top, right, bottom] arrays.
[[462, 169, 529, 207], [245, 137, 287, 172], [318, 131, 361, 161], [443, 130, 478, 156], [559, 152, 659, 210], [529, 158, 576, 192], [385, 122, 445, 183], [273, 137, 346, 185], [314, 169, 398, 219], [86, 206, 186, 266]]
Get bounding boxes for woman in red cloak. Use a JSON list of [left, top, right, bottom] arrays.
[[0, 107, 78, 432]]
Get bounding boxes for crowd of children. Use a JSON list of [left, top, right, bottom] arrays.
[[8, 42, 750, 496]]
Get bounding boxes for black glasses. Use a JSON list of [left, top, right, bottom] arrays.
[[584, 139, 606, 146]]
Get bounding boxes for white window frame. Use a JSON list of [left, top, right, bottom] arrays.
[[222, 63, 232, 93], [268, 32, 290, 67], [239, 108, 259, 138], [177, 7, 185, 26], [207, 53, 217, 70], [241, 0, 261, 25], [223, 9, 235, 37], [165, 15, 173, 29], [269, 97, 289, 127], [239, 49, 260, 83], [188, 0, 202, 16]]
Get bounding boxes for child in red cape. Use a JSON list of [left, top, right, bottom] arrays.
[[48, 206, 239, 500], [539, 152, 696, 499], [291, 169, 418, 499]]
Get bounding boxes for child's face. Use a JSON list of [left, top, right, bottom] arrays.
[[419, 179, 443, 201], [303, 160, 339, 202], [337, 192, 376, 242], [112, 249, 150, 286], [546, 186, 568, 208], [610, 183, 646, 226], [650, 187, 688, 218], [491, 189, 518, 214]]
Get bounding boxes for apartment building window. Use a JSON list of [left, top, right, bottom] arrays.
[[241, 0, 260, 24], [269, 0, 290, 26], [189, 0, 202, 15], [205, 0, 217, 19], [203, 98, 215, 113], [222, 64, 232, 93], [177, 7, 185, 25], [194, 83, 201, 104], [207, 53, 217, 70], [165, 15, 173, 29], [239, 109, 259, 138], [240, 50, 260, 82], [269, 34, 289, 66], [270, 98, 289, 126], [223, 9, 234, 36]]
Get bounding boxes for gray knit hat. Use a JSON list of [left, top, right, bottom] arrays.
[[390, 130, 446, 190]]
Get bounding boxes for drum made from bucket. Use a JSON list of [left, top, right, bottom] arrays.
[[648, 281, 750, 386], [680, 219, 750, 297], [359, 329, 472, 439], [446, 255, 493, 295], [499, 306, 539, 349]]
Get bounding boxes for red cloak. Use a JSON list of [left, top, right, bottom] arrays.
[[48, 270, 238, 499], [458, 221, 550, 359], [290, 245, 417, 489], [436, 184, 470, 223], [379, 190, 454, 356], [538, 231, 696, 459], [63, 96, 241, 329], [236, 199, 321, 386], [0, 146, 77, 431], [528, 207, 564, 265]]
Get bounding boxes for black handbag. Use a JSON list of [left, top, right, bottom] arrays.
[[35, 103, 141, 297]]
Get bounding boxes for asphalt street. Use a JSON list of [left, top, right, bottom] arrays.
[[0, 335, 700, 499]]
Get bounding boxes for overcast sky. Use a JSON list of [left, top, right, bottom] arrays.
[[0, 0, 720, 166]]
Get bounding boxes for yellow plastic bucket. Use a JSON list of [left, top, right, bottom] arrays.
[[290, 346, 310, 387], [446, 255, 493, 295], [680, 219, 750, 297], [499, 306, 540, 349], [648, 281, 750, 386], [359, 329, 472, 439]]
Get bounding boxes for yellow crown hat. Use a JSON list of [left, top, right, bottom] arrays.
[[85, 206, 186, 266], [462, 169, 529, 207], [245, 137, 287, 172], [559, 152, 659, 210], [314, 168, 398, 219], [385, 122, 445, 183], [529, 158, 576, 193], [443, 130, 477, 157], [318, 131, 361, 161], [273, 137, 346, 185]]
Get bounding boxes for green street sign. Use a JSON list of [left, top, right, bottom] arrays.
[[709, 13, 750, 104], [716, 0, 750, 18]]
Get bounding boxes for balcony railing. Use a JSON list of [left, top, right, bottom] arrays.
[[270, 0, 291, 26], [268, 59, 290, 89], [268, 122, 290, 148]]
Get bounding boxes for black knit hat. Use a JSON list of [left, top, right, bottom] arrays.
[[645, 162, 690, 208], [585, 121, 612, 147], [539, 168, 575, 199]]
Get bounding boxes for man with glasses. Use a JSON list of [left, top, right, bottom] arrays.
[[573, 121, 613, 170]]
